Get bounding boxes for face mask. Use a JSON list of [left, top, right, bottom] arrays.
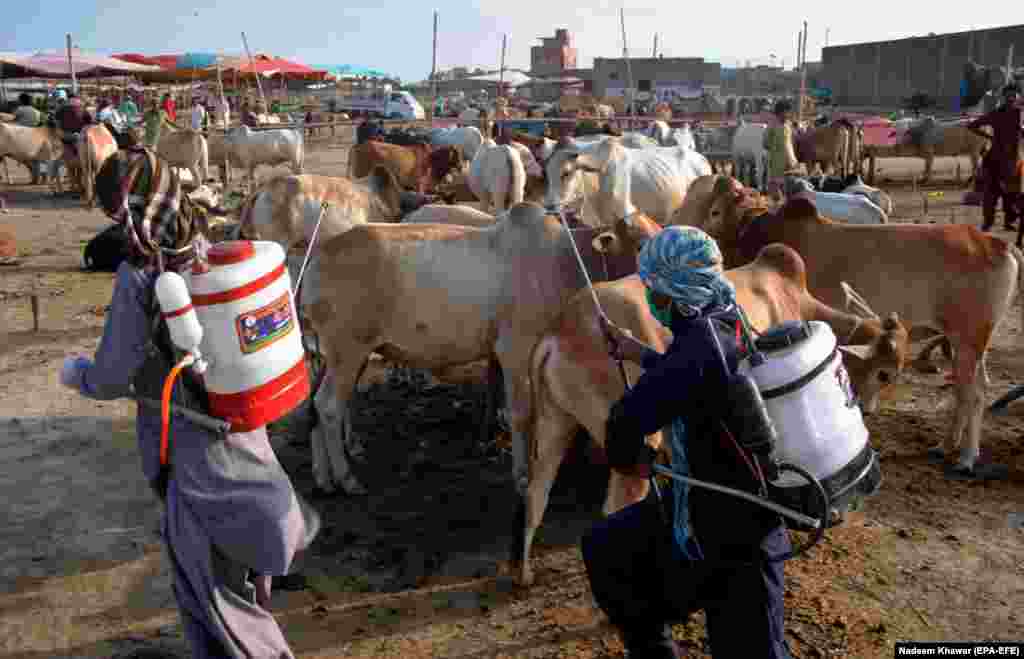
[[645, 288, 674, 328]]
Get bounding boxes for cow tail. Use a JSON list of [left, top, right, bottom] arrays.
[[507, 145, 526, 208], [296, 128, 305, 174], [1009, 244, 1024, 337]]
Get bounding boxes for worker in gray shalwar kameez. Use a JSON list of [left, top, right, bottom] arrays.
[[59, 149, 320, 659]]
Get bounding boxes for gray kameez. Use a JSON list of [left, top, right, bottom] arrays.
[[71, 262, 320, 659]]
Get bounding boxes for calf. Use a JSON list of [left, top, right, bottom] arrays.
[[706, 178, 1023, 476], [518, 246, 909, 585]]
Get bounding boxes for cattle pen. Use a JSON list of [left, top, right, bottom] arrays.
[[0, 105, 1022, 659]]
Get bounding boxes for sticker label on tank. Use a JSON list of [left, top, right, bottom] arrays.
[[835, 363, 857, 408], [236, 293, 294, 354]]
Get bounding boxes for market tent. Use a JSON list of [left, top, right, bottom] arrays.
[[2, 49, 161, 78], [225, 54, 326, 81]]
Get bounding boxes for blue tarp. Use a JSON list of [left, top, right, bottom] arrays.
[[176, 53, 220, 70], [497, 120, 546, 137], [320, 64, 394, 79]]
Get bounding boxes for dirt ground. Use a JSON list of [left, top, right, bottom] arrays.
[[0, 144, 1022, 659]]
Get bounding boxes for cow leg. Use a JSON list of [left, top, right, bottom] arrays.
[[311, 348, 370, 496], [947, 344, 987, 474], [478, 356, 504, 448], [516, 402, 577, 586], [922, 155, 934, 183], [604, 471, 651, 517]]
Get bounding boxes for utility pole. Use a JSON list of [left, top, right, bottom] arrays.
[[620, 8, 636, 119], [798, 21, 808, 124], [431, 10, 438, 118], [499, 33, 507, 100], [66, 33, 77, 95], [653, 33, 658, 58], [825, 28, 830, 49], [241, 31, 267, 109]]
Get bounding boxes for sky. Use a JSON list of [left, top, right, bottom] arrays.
[[0, 2, 1016, 82]]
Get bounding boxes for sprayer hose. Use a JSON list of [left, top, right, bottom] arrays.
[[160, 357, 193, 466]]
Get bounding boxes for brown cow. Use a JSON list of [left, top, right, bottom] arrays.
[[517, 244, 909, 585], [698, 178, 1023, 476], [77, 124, 118, 208], [348, 141, 462, 194]]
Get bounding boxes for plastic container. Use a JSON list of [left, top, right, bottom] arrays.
[[187, 240, 309, 431]]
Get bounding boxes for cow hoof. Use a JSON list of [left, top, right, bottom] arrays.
[[517, 567, 534, 588], [926, 445, 947, 463]]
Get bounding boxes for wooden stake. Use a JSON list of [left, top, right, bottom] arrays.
[[499, 34, 507, 102], [241, 32, 267, 110], [66, 34, 77, 95]]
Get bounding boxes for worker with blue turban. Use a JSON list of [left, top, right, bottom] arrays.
[[582, 226, 794, 659]]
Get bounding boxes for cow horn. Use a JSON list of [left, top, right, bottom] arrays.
[[840, 281, 881, 320]]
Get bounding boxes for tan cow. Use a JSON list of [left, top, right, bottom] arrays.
[[518, 244, 909, 585], [402, 204, 496, 227], [862, 122, 988, 184], [303, 203, 640, 495], [702, 178, 1023, 476], [348, 140, 462, 195], [0, 123, 66, 189], [793, 119, 856, 177], [156, 127, 210, 186], [77, 124, 118, 208]]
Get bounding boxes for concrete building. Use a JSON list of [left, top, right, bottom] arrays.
[[823, 23, 1024, 109], [591, 57, 721, 101], [531, 29, 578, 77]]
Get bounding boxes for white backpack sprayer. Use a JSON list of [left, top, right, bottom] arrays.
[[152, 240, 310, 465], [549, 158, 881, 561]]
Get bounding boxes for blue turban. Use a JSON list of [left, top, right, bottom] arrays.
[[636, 225, 738, 562], [636, 225, 736, 316]]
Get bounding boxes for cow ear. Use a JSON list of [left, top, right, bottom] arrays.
[[592, 231, 619, 253]]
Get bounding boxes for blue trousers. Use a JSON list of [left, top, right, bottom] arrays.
[[581, 496, 793, 659]]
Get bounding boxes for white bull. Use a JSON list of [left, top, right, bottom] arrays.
[[224, 125, 304, 189], [647, 120, 696, 150], [731, 121, 768, 188], [430, 126, 485, 162], [544, 137, 712, 226], [468, 139, 544, 215]]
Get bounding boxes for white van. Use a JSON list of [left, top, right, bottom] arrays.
[[386, 91, 425, 120]]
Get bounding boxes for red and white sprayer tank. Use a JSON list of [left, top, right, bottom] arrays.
[[155, 240, 309, 432]]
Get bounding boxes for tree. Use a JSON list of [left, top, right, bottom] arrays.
[[903, 91, 935, 117]]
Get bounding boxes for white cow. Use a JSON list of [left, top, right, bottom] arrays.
[[402, 203, 496, 227], [468, 139, 531, 215], [431, 126, 485, 163], [842, 176, 895, 215], [647, 120, 696, 150], [223, 125, 304, 189], [731, 121, 768, 188], [785, 178, 889, 224], [544, 137, 712, 226], [0, 123, 66, 188]]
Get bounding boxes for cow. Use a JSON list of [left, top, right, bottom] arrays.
[[648, 120, 697, 150], [806, 173, 895, 215], [701, 177, 1024, 477], [782, 177, 888, 224], [155, 127, 210, 187], [223, 125, 304, 190], [517, 244, 910, 585], [467, 139, 545, 215], [206, 131, 239, 186], [544, 138, 712, 227], [402, 204, 496, 227], [300, 203, 640, 496], [348, 140, 462, 195], [236, 168, 435, 494], [0, 123, 66, 189], [430, 125, 485, 162], [861, 121, 988, 185], [793, 118, 857, 177], [77, 124, 118, 208], [731, 121, 768, 188]]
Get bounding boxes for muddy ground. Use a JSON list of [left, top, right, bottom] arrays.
[[0, 144, 1022, 659]]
